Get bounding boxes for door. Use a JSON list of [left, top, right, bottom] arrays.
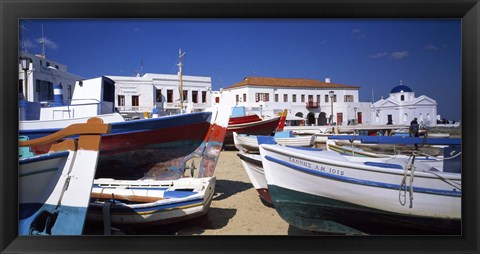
[[357, 112, 362, 124], [307, 112, 315, 126], [336, 113, 343, 125]]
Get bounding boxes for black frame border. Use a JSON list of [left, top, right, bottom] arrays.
[[1, 0, 479, 253]]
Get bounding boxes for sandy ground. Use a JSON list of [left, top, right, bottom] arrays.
[[85, 146, 320, 235]]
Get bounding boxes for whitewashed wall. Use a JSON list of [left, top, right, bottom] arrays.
[[222, 85, 370, 125]]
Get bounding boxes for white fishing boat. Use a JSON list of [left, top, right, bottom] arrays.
[[19, 118, 110, 235], [283, 125, 332, 135], [237, 151, 271, 204], [87, 177, 216, 229], [259, 137, 461, 235], [427, 132, 450, 138], [233, 131, 314, 152], [326, 140, 386, 158], [237, 141, 325, 205], [325, 135, 457, 163]]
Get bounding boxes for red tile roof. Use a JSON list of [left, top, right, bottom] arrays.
[[224, 76, 360, 90]]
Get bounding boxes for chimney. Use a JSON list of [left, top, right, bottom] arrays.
[[325, 78, 331, 83]]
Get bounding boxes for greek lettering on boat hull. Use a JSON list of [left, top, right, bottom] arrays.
[[288, 157, 344, 176]]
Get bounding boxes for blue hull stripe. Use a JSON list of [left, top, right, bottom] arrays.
[[19, 112, 211, 138], [364, 161, 404, 169], [265, 155, 461, 197], [90, 198, 204, 214], [91, 188, 198, 198], [92, 185, 169, 191]]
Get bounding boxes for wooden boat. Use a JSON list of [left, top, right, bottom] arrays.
[[325, 140, 448, 175], [228, 114, 262, 125], [19, 107, 230, 180], [20, 75, 231, 180], [19, 118, 110, 235], [327, 135, 458, 159], [237, 151, 272, 204], [233, 131, 314, 152], [20, 112, 125, 130], [426, 132, 450, 138], [87, 177, 215, 228], [259, 137, 461, 235], [224, 111, 287, 144], [283, 125, 333, 135], [326, 141, 386, 158], [333, 124, 409, 136], [236, 137, 322, 205], [326, 140, 447, 164]]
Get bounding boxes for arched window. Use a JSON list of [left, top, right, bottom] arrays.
[[401, 95, 405, 101]]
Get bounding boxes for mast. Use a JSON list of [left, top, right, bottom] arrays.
[[177, 48, 186, 112]]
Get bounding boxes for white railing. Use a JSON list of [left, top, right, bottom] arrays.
[[164, 102, 181, 109], [117, 106, 154, 113], [163, 102, 210, 110]]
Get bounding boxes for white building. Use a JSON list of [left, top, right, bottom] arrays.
[[221, 76, 372, 126], [19, 52, 83, 103], [370, 82, 438, 126], [107, 73, 212, 115]]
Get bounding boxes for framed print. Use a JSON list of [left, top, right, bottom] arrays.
[[1, 0, 479, 253]]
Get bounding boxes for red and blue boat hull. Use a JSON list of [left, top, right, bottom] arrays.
[[19, 111, 228, 180]]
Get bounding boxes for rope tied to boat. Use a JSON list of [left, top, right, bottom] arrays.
[[348, 133, 359, 157], [399, 150, 418, 208], [418, 150, 462, 161]]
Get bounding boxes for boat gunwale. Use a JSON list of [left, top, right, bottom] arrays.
[[260, 144, 461, 181], [264, 154, 462, 197]]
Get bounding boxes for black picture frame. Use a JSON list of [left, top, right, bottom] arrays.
[[1, 0, 479, 253]]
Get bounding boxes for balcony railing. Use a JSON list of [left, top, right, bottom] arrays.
[[306, 101, 320, 108]]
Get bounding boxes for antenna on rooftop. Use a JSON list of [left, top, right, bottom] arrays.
[[40, 24, 46, 58], [20, 23, 28, 53], [132, 59, 145, 77], [371, 88, 375, 102]]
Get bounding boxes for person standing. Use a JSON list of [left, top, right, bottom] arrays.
[[410, 117, 420, 149], [410, 117, 419, 137]]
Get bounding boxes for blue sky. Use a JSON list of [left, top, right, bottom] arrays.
[[20, 19, 461, 121]]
